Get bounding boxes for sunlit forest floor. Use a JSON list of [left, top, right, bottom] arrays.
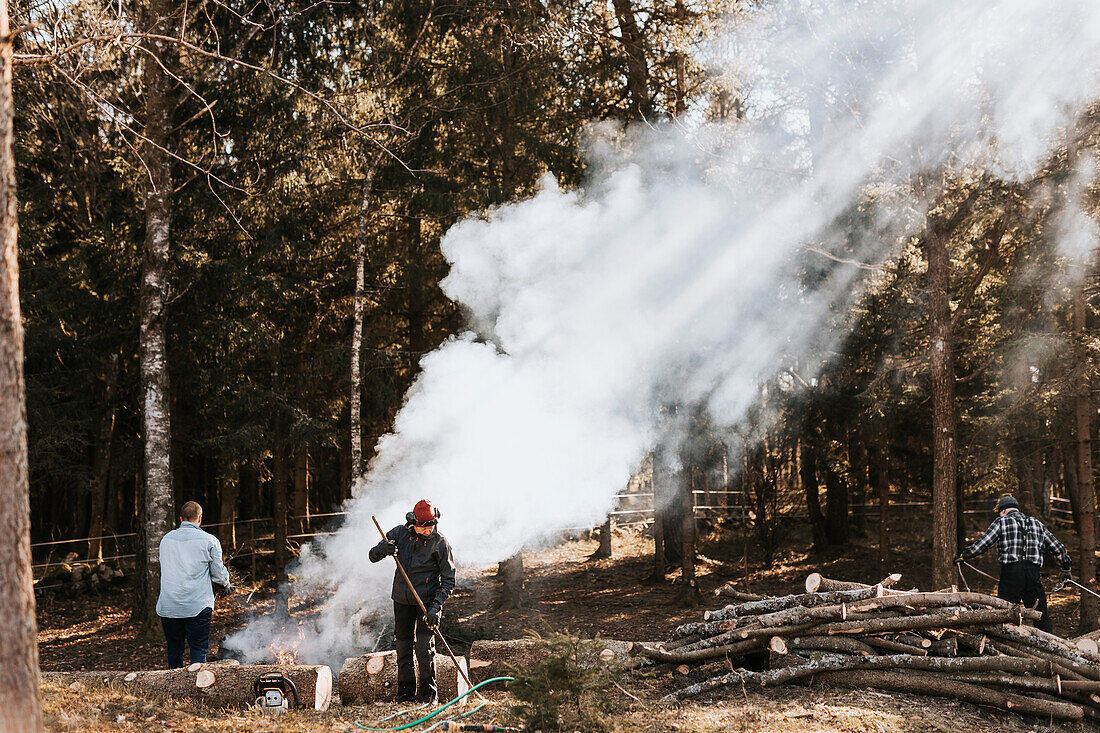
[[37, 512, 1090, 730]]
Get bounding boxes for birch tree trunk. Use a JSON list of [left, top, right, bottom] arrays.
[[273, 346, 289, 619], [348, 145, 385, 487], [922, 216, 958, 589], [293, 450, 309, 535], [136, 0, 176, 635], [0, 1, 43, 725], [1072, 286, 1098, 632]]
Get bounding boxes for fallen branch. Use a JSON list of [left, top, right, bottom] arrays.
[[662, 653, 1054, 702], [807, 670, 1083, 721]]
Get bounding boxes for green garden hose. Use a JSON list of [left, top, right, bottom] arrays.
[[353, 676, 515, 732]]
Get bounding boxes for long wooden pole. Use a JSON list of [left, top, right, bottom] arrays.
[[372, 516, 485, 702]]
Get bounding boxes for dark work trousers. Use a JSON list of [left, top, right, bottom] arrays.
[[998, 561, 1053, 634], [394, 601, 437, 702], [160, 607, 213, 668]]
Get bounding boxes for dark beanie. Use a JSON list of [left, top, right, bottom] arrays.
[[996, 495, 1020, 512]]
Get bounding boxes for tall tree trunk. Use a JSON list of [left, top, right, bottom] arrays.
[[348, 145, 385, 487], [135, 0, 176, 636], [293, 450, 309, 535], [679, 458, 700, 606], [800, 436, 828, 551], [922, 218, 959, 589], [611, 0, 651, 121], [648, 453, 665, 583], [1072, 287, 1098, 632], [218, 466, 238, 550], [671, 1, 687, 118], [874, 423, 891, 571], [88, 353, 119, 561], [0, 2, 43, 724], [824, 464, 849, 546], [273, 345, 289, 618]]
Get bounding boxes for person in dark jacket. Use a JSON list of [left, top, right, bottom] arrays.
[[369, 499, 456, 703], [956, 494, 1071, 634]]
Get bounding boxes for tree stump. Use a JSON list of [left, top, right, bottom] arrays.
[[337, 651, 468, 704]]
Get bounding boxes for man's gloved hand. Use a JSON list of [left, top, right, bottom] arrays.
[[380, 540, 398, 557], [425, 604, 441, 629], [1061, 569, 1073, 582], [214, 582, 232, 597]]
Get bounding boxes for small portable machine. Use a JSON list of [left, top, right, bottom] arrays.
[[252, 672, 299, 715]]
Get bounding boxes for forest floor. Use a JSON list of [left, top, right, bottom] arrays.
[[37, 511, 1090, 731]]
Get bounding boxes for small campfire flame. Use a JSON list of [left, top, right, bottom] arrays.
[[270, 625, 306, 665], [274, 648, 298, 665]]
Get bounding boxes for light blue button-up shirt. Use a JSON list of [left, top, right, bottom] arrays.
[[155, 521, 231, 619]]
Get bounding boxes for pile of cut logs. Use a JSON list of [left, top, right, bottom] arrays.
[[35, 553, 126, 595], [632, 573, 1100, 722]]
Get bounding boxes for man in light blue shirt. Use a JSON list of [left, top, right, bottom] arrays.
[[156, 501, 231, 667]]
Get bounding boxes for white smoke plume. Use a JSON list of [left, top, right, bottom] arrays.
[[225, 0, 1100, 665]]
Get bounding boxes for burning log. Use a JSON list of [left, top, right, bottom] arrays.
[[43, 663, 332, 710], [337, 651, 468, 704]]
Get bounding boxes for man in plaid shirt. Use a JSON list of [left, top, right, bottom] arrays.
[[956, 494, 1071, 633]]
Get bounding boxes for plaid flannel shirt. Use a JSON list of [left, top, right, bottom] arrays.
[[961, 510, 1071, 569]]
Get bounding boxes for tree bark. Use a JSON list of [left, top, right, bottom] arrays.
[[88, 353, 119, 561], [808, 669, 1082, 721], [589, 516, 612, 560], [45, 664, 332, 711], [800, 437, 828, 551], [703, 585, 885, 624], [611, 0, 651, 121], [663, 653, 1057, 702], [135, 0, 176, 637], [824, 464, 849, 546], [497, 552, 527, 608], [922, 216, 959, 589], [649, 453, 666, 582], [0, 3, 42, 724], [680, 456, 700, 605], [348, 145, 385, 485], [219, 466, 238, 550], [293, 450, 309, 535], [804, 573, 901, 594], [338, 651, 467, 703], [1071, 286, 1098, 633]]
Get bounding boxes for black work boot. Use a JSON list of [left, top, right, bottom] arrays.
[[416, 682, 438, 705], [396, 680, 417, 703]]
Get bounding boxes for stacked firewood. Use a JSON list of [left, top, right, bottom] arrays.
[[631, 574, 1100, 722], [35, 553, 126, 595]]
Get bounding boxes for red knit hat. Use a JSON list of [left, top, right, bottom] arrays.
[[413, 499, 439, 526]]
